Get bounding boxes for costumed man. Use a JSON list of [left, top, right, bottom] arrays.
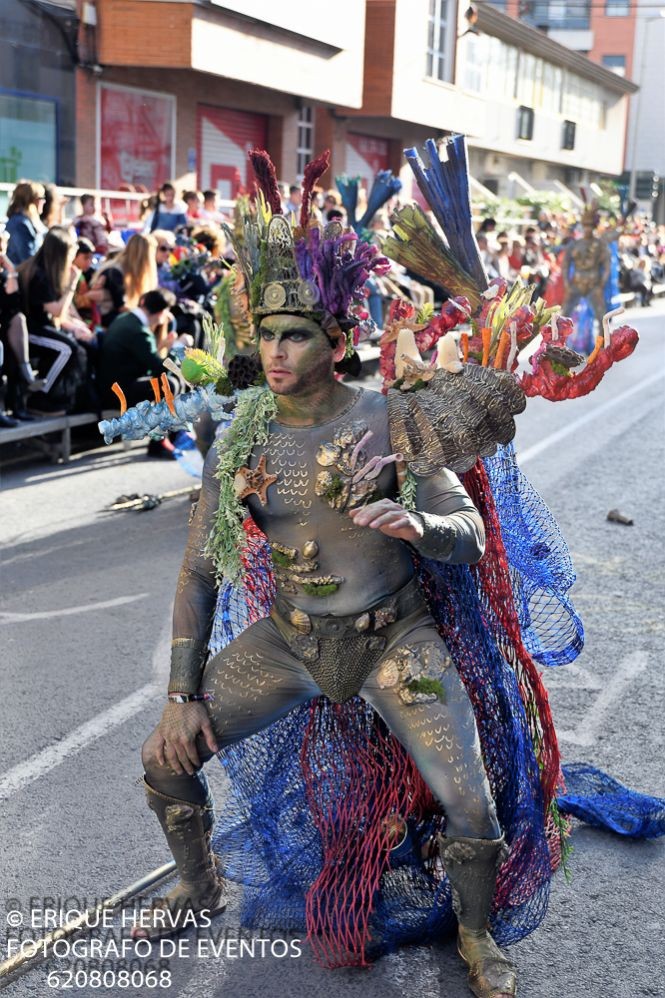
[[562, 204, 611, 337], [100, 139, 652, 998], [134, 217, 518, 998]]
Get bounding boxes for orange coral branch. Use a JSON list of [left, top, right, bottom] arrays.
[[586, 335, 604, 367], [150, 377, 161, 403], [481, 326, 491, 367], [111, 382, 127, 415], [161, 373, 177, 416], [494, 330, 510, 370]]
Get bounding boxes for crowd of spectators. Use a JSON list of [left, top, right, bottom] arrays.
[[1, 173, 663, 442], [474, 212, 665, 309]]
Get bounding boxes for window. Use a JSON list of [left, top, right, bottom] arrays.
[[541, 62, 563, 113], [530, 1, 591, 30], [605, 0, 630, 14], [602, 54, 626, 77], [426, 0, 453, 83], [0, 92, 56, 183], [517, 52, 537, 106], [486, 38, 519, 100], [296, 104, 313, 180], [462, 33, 488, 93], [517, 105, 535, 140], [562, 120, 576, 150]]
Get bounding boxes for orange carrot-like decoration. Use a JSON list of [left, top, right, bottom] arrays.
[[161, 373, 177, 416], [150, 377, 161, 403], [494, 329, 510, 369], [481, 326, 491, 367], [586, 335, 604, 367], [111, 382, 127, 415], [461, 332, 469, 363]]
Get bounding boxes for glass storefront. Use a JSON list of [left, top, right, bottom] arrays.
[[0, 91, 57, 183]]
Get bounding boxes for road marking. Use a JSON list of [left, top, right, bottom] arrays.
[[0, 593, 148, 624], [0, 622, 170, 801], [517, 368, 665, 465], [543, 660, 602, 690], [556, 650, 648, 747]]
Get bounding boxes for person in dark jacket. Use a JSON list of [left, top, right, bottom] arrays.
[[99, 287, 197, 398], [99, 288, 194, 457]]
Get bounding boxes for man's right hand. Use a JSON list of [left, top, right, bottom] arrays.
[[154, 702, 219, 776]]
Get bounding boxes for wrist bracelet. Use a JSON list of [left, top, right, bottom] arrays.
[[167, 692, 214, 704]]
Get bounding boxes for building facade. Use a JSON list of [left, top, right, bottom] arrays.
[[76, 0, 368, 192]]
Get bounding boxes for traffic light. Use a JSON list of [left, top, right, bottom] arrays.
[[635, 171, 660, 200]]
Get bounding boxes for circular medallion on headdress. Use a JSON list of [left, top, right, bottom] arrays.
[[263, 282, 287, 309], [297, 278, 321, 307]]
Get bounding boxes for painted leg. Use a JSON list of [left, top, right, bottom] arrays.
[[136, 618, 320, 938], [361, 635, 515, 998]]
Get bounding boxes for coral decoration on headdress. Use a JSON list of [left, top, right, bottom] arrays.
[[404, 135, 487, 292], [383, 203, 483, 311], [248, 148, 283, 217], [336, 170, 403, 235], [300, 150, 331, 229], [224, 148, 390, 335]]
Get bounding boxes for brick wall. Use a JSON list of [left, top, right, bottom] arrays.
[[362, 0, 396, 115], [96, 0, 192, 67]]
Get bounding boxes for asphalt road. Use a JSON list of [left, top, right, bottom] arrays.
[[0, 301, 663, 998]]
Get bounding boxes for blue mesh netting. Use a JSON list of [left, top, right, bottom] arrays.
[[559, 764, 665, 839], [485, 444, 584, 667]]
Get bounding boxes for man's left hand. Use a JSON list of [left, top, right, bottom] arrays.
[[349, 499, 423, 543]]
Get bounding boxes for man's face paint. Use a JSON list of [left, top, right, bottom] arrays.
[[258, 314, 344, 396]]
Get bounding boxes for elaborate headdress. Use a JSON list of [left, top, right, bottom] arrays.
[[224, 149, 390, 336]]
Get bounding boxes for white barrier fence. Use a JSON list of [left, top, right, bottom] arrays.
[[0, 184, 235, 232]]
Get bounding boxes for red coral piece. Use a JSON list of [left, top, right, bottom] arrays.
[[248, 148, 283, 215], [521, 324, 638, 400]]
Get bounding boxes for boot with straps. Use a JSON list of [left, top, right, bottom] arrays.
[[439, 833, 517, 998], [131, 779, 226, 940]]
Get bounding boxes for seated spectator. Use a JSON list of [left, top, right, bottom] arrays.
[[143, 183, 188, 233], [477, 233, 499, 280], [323, 190, 341, 216], [89, 233, 157, 327], [627, 256, 653, 306], [477, 217, 497, 245], [495, 231, 512, 280], [5, 181, 46, 265], [74, 194, 109, 254], [18, 226, 94, 415], [98, 287, 189, 406], [153, 230, 178, 293], [183, 190, 203, 220], [72, 238, 97, 326], [284, 184, 302, 218], [41, 184, 68, 229], [508, 236, 525, 275], [199, 190, 227, 225], [98, 288, 192, 456], [0, 341, 18, 427], [0, 231, 41, 394]]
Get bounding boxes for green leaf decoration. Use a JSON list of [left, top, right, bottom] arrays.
[[205, 386, 278, 585], [300, 582, 340, 597], [405, 677, 446, 701]]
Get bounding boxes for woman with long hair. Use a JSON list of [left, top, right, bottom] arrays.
[[5, 181, 46, 265], [88, 233, 157, 327], [18, 226, 94, 414], [143, 182, 187, 234]]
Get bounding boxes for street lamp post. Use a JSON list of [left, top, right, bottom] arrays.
[[628, 9, 665, 201]]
